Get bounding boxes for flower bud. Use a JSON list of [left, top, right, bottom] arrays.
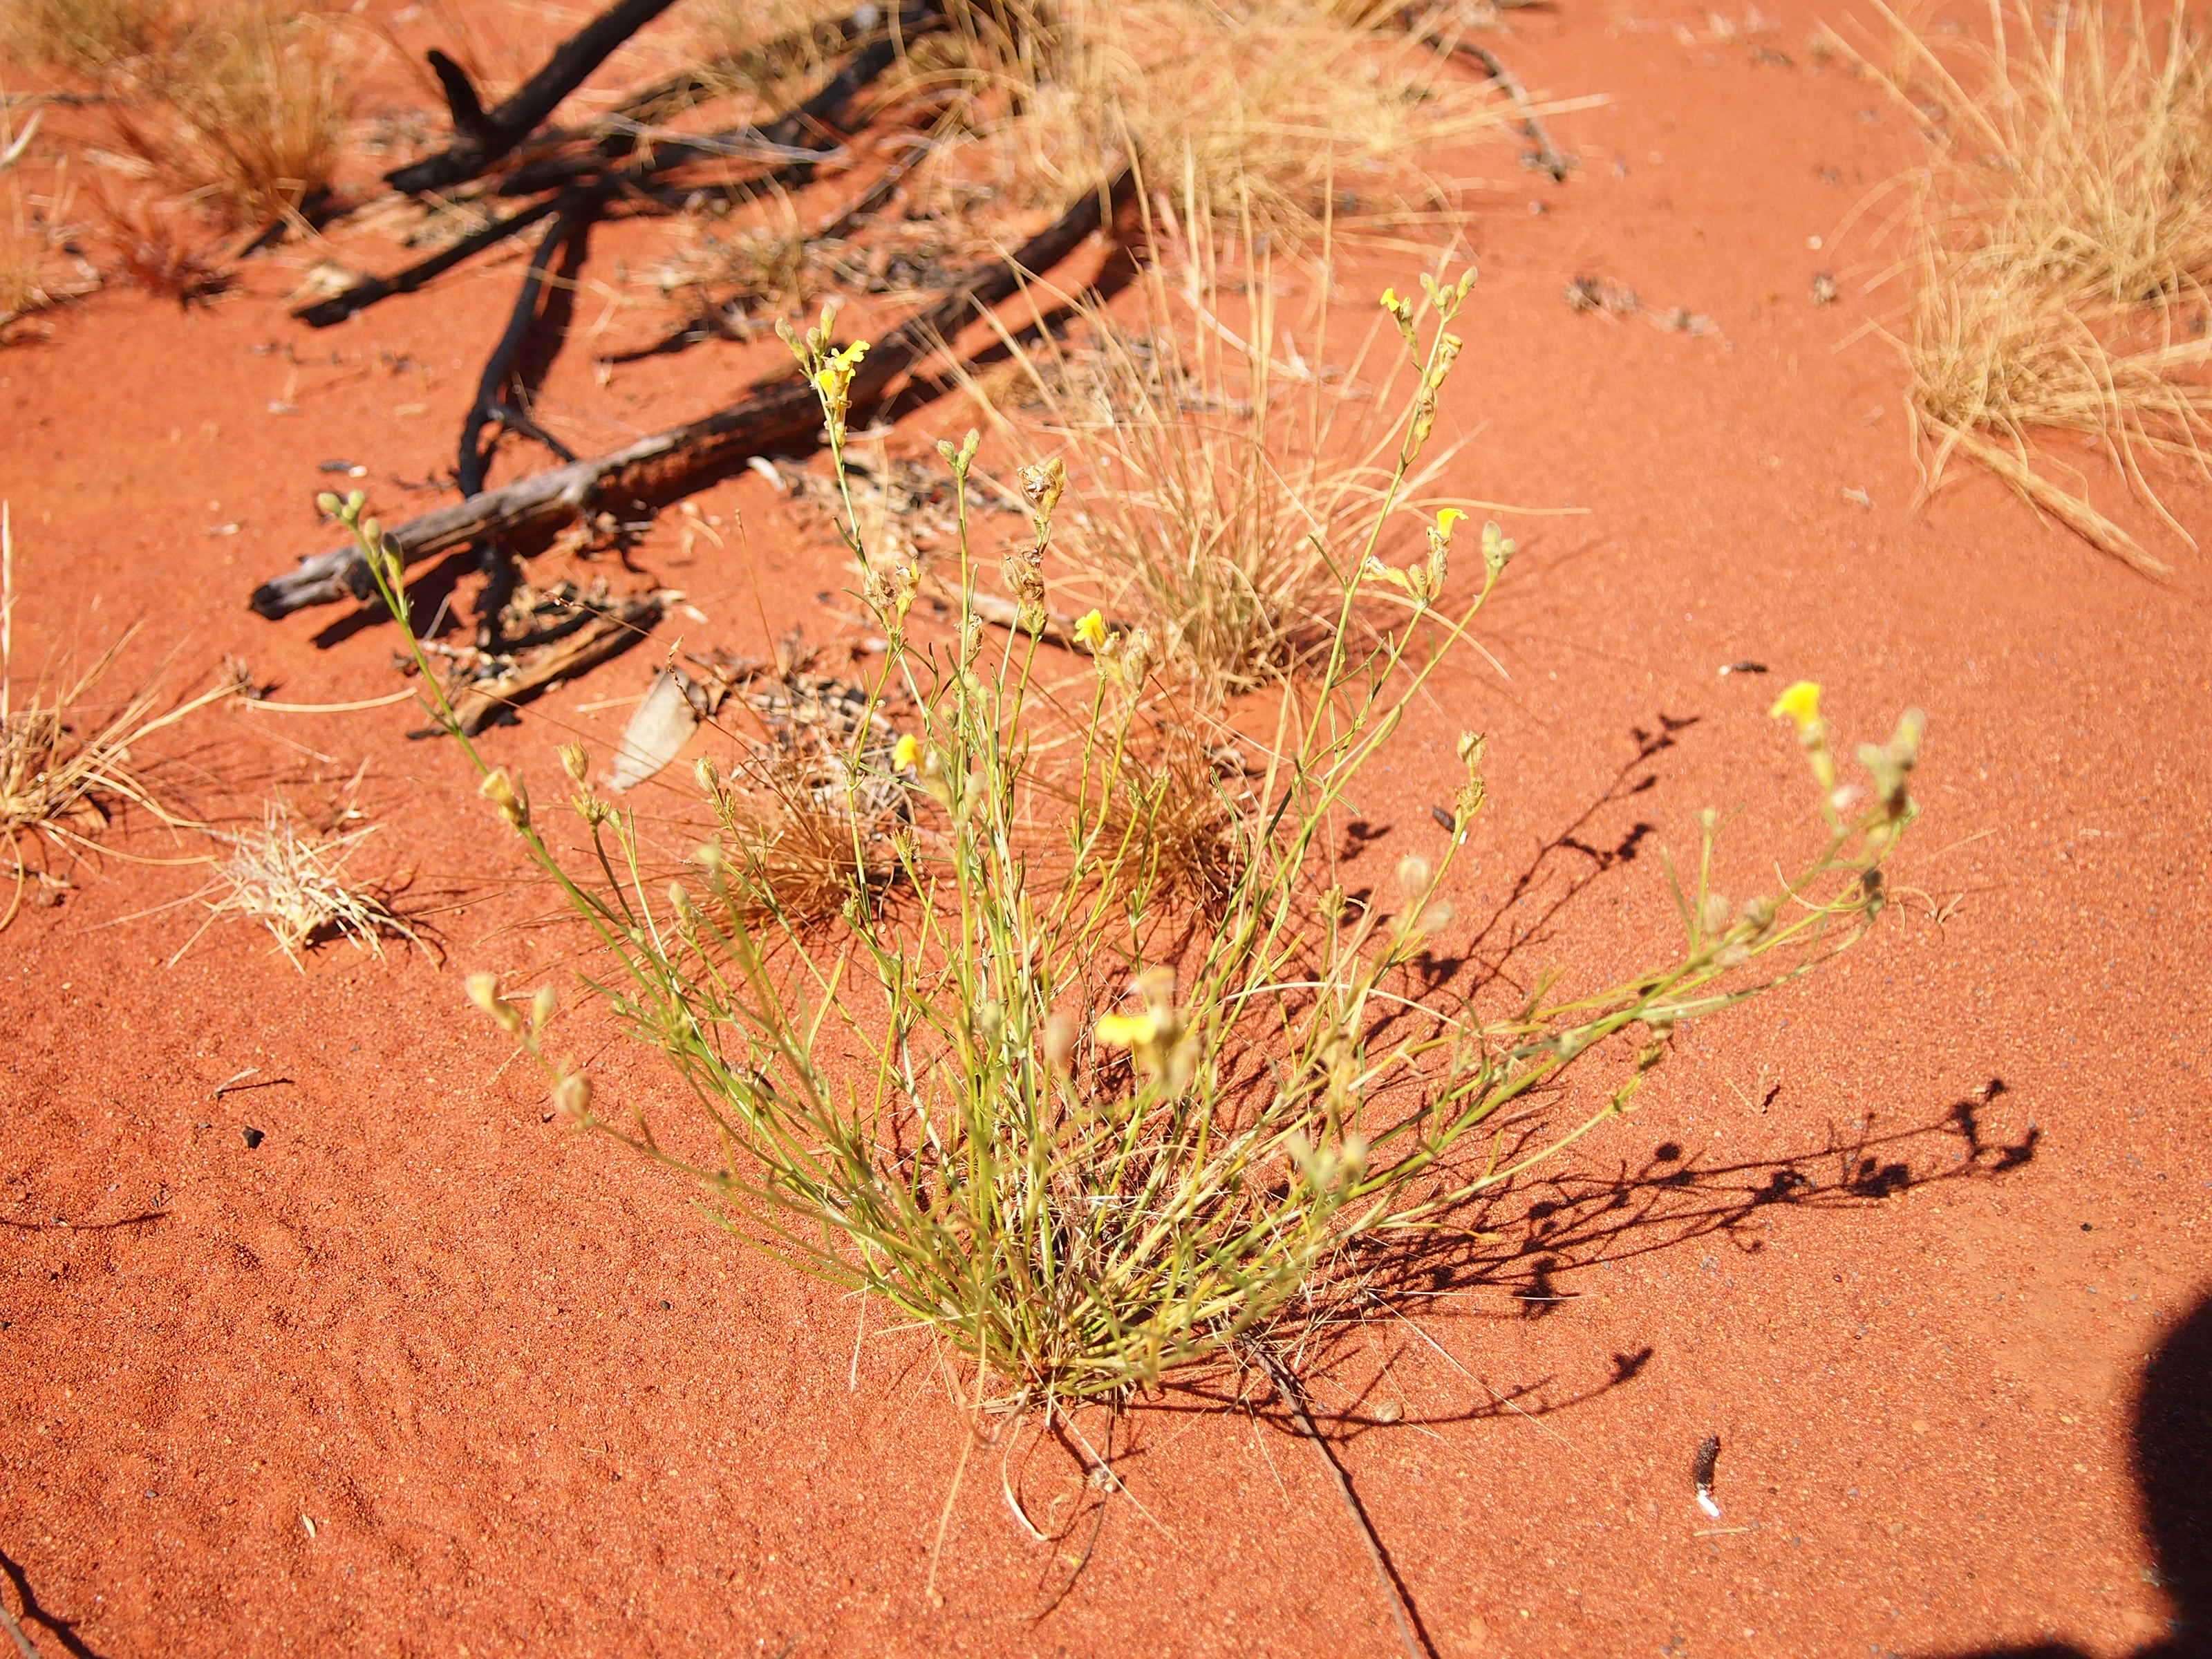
[[478, 767, 529, 828], [1394, 853, 1433, 901], [1019, 457, 1067, 520], [1042, 1013, 1077, 1073], [465, 972, 522, 1035], [553, 1072, 592, 1121]]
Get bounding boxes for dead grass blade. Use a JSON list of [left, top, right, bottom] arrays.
[[0, 504, 235, 928], [1864, 0, 2212, 570]]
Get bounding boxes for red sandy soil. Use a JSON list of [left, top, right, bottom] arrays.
[[3, 1, 2209, 1654]]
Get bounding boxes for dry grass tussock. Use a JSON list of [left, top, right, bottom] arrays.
[[108, 3, 352, 227], [890, 0, 1526, 241], [1869, 0, 2212, 571], [3, 0, 178, 77], [694, 742, 905, 932], [2, 104, 66, 335], [0, 506, 234, 928], [958, 212, 1463, 697], [174, 805, 418, 969], [12, 0, 349, 229]]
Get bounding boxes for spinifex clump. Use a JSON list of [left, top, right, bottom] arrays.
[[344, 273, 1924, 1409]]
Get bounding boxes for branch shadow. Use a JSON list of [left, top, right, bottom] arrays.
[[0, 1542, 106, 1658], [1158, 1079, 2043, 1443]]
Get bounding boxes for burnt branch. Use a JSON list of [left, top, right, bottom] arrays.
[[297, 23, 928, 330], [425, 49, 495, 144], [387, 0, 686, 196]]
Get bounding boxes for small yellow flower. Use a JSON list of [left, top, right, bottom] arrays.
[[892, 733, 920, 771], [1380, 287, 1400, 312], [1435, 507, 1466, 540], [1362, 553, 1412, 594], [1074, 608, 1108, 651], [1769, 679, 1824, 733], [1094, 1009, 1163, 1048], [812, 340, 870, 407]]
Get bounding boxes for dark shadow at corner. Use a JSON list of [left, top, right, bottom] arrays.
[[0, 1542, 108, 1659], [1924, 1288, 2209, 1659]]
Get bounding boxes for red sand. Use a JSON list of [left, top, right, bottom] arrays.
[[3, 1, 2208, 1655]]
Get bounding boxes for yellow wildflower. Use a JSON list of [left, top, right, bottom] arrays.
[[1074, 608, 1109, 651], [1094, 1009, 1163, 1048], [1435, 507, 1465, 540], [1769, 680, 1823, 733], [812, 340, 870, 409], [892, 733, 920, 771]]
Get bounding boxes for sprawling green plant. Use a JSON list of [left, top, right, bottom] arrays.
[[338, 272, 1924, 1409]]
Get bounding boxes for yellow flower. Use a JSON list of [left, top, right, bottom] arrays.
[[1074, 608, 1108, 651], [1362, 554, 1411, 593], [892, 733, 920, 771], [1435, 507, 1465, 540], [1094, 1009, 1162, 1048], [1769, 679, 1823, 733], [812, 340, 870, 407]]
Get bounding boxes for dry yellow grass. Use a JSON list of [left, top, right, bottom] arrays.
[[0, 506, 234, 928], [695, 744, 904, 932], [957, 211, 1461, 697], [897, 0, 1523, 241], [690, 0, 868, 93], [109, 3, 351, 227], [1870, 0, 2212, 571], [4, 0, 178, 77], [1078, 711, 1255, 906], [174, 806, 418, 969]]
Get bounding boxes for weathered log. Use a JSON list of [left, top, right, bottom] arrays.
[[250, 171, 1136, 621], [387, 0, 686, 196]]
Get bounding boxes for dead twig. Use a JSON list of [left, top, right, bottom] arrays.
[[1427, 33, 1573, 182], [445, 591, 666, 733], [1248, 1342, 1434, 1659]]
